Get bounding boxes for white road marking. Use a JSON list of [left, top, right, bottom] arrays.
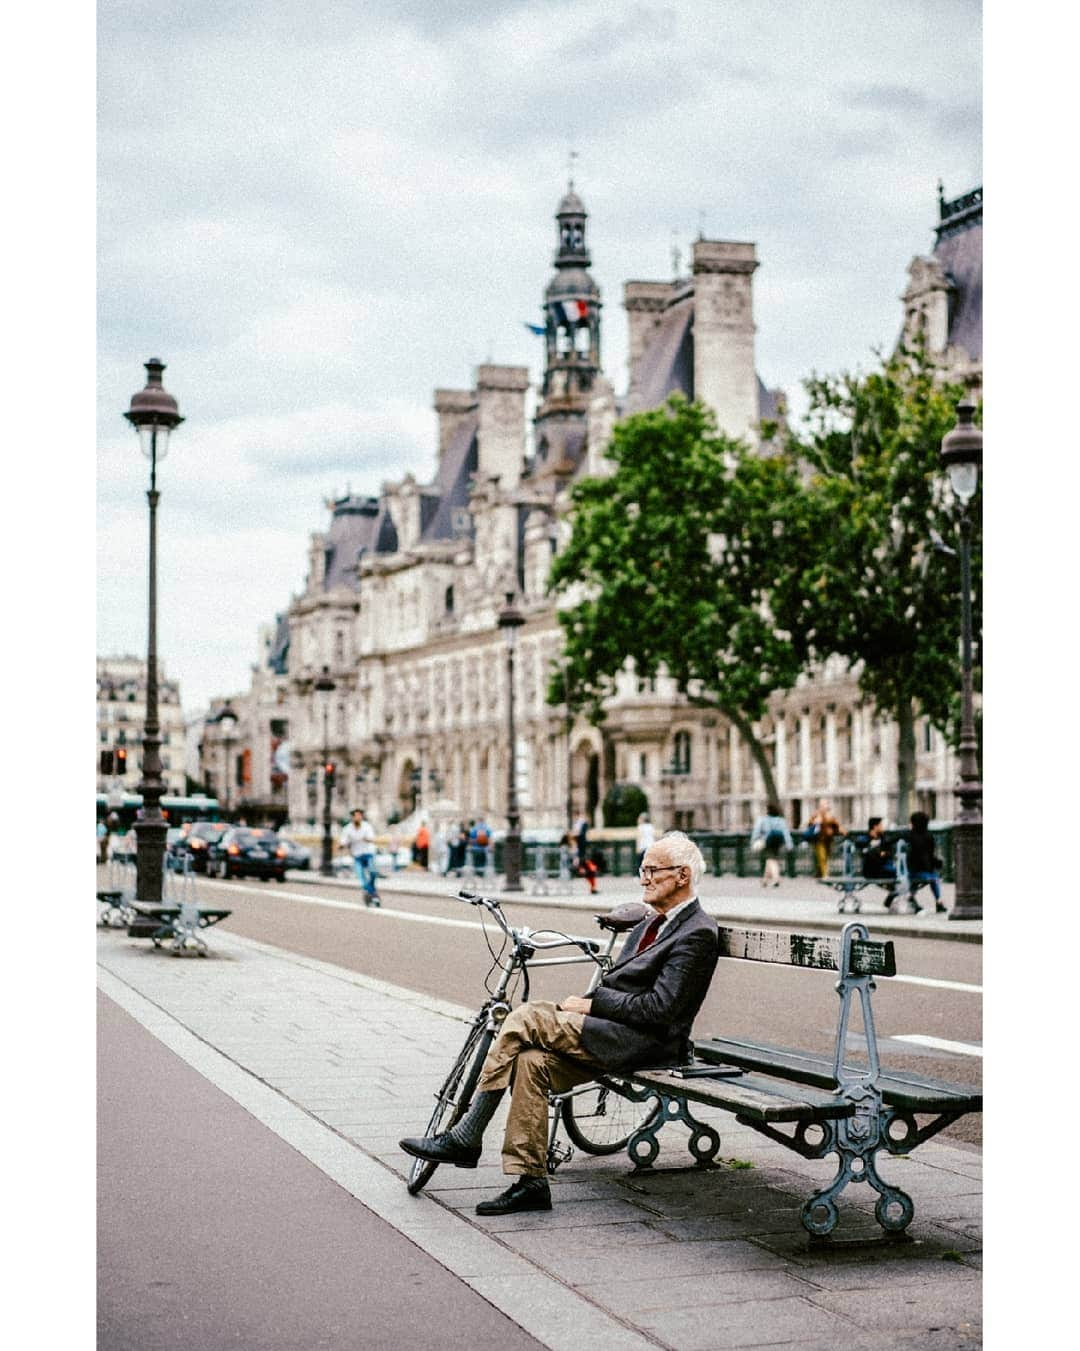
[[202, 880, 981, 992], [203, 879, 602, 944], [891, 973, 982, 994], [892, 1033, 982, 1057]]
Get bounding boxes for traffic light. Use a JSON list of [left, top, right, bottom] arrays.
[[324, 761, 336, 782], [99, 749, 114, 775], [115, 747, 128, 776]]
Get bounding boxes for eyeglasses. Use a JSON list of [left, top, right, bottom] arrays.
[[638, 865, 684, 882]]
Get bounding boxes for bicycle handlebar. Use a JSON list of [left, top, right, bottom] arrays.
[[455, 889, 601, 956]]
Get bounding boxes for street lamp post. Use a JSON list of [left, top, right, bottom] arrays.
[[558, 658, 574, 832], [315, 666, 336, 876], [124, 359, 184, 904], [940, 398, 982, 920], [498, 593, 525, 892], [217, 703, 238, 815]]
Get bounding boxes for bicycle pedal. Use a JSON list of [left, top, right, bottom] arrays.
[[547, 1141, 574, 1171]]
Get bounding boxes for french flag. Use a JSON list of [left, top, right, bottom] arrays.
[[553, 299, 589, 327]]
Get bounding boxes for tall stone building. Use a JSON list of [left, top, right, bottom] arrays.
[[212, 181, 981, 835], [97, 655, 186, 796]]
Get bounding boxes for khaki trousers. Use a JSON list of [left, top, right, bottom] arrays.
[[476, 1001, 605, 1177]]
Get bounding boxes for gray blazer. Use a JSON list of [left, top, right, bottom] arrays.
[[580, 899, 719, 1073]]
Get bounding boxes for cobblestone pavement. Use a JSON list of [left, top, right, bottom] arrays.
[[97, 927, 981, 1350]]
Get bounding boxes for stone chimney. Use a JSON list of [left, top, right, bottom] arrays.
[[623, 281, 674, 394], [433, 388, 478, 459], [476, 365, 530, 488], [691, 240, 760, 446]]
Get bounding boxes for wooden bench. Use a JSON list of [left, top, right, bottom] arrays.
[[816, 838, 909, 914], [127, 901, 233, 956], [600, 921, 980, 1238]]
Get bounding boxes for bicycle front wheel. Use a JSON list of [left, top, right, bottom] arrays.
[[406, 1021, 491, 1195], [562, 1079, 661, 1155]]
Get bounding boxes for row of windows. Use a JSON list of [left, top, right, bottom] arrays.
[[626, 717, 939, 780]]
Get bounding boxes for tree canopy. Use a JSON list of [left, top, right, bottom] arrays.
[[774, 344, 981, 817], [547, 395, 809, 804]]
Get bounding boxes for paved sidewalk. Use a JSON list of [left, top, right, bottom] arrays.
[[293, 867, 981, 944], [97, 925, 981, 1350]]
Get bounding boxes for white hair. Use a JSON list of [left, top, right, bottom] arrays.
[[658, 830, 706, 887]]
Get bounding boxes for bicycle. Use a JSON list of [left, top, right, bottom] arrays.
[[405, 889, 663, 1195]]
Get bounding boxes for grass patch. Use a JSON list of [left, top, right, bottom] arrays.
[[724, 1157, 754, 1170], [940, 1250, 965, 1263]]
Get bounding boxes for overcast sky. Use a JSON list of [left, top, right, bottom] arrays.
[[96, 0, 982, 718]]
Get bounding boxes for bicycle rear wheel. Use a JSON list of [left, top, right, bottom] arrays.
[[406, 1021, 491, 1195], [562, 1079, 661, 1155]]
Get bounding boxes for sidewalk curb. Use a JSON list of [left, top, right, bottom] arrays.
[[283, 869, 982, 944]]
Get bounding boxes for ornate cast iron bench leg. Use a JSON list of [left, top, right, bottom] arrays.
[[799, 1088, 914, 1236], [626, 1088, 721, 1171]]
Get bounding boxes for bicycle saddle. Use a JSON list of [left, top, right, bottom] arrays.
[[595, 900, 651, 932]]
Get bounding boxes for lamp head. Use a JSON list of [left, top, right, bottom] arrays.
[[940, 398, 982, 504], [124, 358, 184, 459]]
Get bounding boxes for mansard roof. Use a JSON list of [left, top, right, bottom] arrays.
[[934, 192, 982, 361], [322, 494, 396, 591], [624, 295, 694, 415], [419, 410, 479, 543]]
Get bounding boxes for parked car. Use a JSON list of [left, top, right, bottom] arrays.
[[178, 821, 231, 873], [278, 838, 311, 871], [206, 827, 289, 881]]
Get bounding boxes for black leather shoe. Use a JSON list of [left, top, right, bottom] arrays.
[[475, 1177, 552, 1215], [399, 1132, 480, 1168]]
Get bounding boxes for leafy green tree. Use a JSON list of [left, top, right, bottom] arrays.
[[548, 395, 811, 806], [776, 345, 981, 821]]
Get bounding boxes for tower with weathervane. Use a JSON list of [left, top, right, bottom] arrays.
[[534, 182, 603, 474]]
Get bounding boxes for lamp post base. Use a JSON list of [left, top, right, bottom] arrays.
[[949, 819, 982, 920], [503, 832, 523, 892], [135, 817, 168, 904]]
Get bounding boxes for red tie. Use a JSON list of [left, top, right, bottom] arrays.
[[636, 914, 665, 953]]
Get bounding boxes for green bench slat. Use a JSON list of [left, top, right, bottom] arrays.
[[695, 1036, 982, 1114], [630, 1067, 855, 1123]]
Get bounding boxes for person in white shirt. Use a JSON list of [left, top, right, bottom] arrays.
[[339, 808, 380, 906], [635, 813, 656, 871]]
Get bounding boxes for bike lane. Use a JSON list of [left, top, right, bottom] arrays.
[[98, 990, 544, 1351]]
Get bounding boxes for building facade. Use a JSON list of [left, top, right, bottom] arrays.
[[206, 182, 982, 836], [97, 655, 186, 797]]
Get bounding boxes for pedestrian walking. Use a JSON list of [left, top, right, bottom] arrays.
[[634, 812, 655, 872], [339, 808, 380, 906], [904, 811, 947, 914], [447, 822, 467, 876], [750, 801, 792, 887], [400, 832, 719, 1215], [413, 820, 430, 870], [805, 798, 845, 878], [469, 817, 491, 872], [97, 819, 109, 865]]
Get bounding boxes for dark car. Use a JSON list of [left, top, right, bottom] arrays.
[[207, 827, 288, 881], [278, 838, 311, 871], [178, 821, 230, 873]]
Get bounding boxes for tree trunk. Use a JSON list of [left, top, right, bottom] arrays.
[[895, 697, 916, 826], [725, 707, 781, 809]]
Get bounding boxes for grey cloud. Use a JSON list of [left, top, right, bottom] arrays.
[[841, 84, 929, 114]]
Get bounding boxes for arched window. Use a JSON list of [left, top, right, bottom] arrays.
[[673, 730, 691, 774], [444, 585, 454, 615]]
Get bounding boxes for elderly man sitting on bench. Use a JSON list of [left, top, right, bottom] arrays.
[[400, 831, 720, 1215]]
